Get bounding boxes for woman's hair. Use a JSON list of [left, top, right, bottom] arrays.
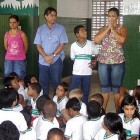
[[87, 100, 101, 119], [121, 95, 139, 119], [47, 128, 64, 140], [104, 112, 126, 140], [9, 15, 19, 22], [108, 7, 120, 16], [0, 121, 19, 140]]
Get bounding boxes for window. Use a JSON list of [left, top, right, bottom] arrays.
[[92, 0, 123, 40]]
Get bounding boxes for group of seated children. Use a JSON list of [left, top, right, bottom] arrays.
[[0, 72, 139, 140]]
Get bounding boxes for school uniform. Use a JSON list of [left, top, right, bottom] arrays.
[[80, 102, 88, 117], [94, 128, 119, 140], [36, 116, 59, 140], [0, 108, 27, 132], [83, 115, 104, 140], [119, 113, 140, 139], [13, 103, 23, 112], [53, 95, 68, 117], [64, 114, 87, 140]]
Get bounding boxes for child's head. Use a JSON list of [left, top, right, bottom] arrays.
[[36, 95, 51, 114], [121, 95, 139, 119], [56, 82, 69, 98], [0, 121, 20, 140], [21, 110, 32, 128], [69, 88, 83, 101], [24, 75, 38, 88], [66, 97, 81, 117], [87, 100, 101, 119], [42, 100, 57, 119], [135, 86, 140, 101], [47, 128, 64, 140], [27, 83, 41, 97], [89, 93, 104, 107], [3, 77, 20, 90], [74, 25, 87, 38], [103, 112, 126, 140], [8, 72, 19, 81], [0, 88, 18, 108]]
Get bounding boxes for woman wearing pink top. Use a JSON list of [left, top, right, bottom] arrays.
[[94, 8, 128, 113], [4, 15, 28, 79]]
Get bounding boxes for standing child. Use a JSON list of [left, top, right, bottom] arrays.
[[64, 97, 87, 140], [27, 83, 42, 120], [89, 93, 106, 115], [53, 82, 70, 126], [36, 100, 59, 140], [83, 100, 104, 140], [69, 88, 87, 117], [47, 128, 64, 140], [119, 95, 140, 140], [95, 112, 126, 140], [70, 25, 98, 104]]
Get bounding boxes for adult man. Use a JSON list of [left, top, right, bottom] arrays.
[[34, 7, 68, 95]]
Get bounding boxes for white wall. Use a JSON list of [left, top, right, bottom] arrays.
[[57, 0, 92, 18]]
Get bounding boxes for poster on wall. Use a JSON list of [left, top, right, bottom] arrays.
[[0, 0, 39, 15], [123, 0, 140, 15]]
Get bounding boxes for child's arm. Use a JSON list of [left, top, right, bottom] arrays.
[[18, 94, 27, 108], [62, 108, 70, 122]]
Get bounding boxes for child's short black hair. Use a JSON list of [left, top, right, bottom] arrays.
[[42, 100, 57, 118], [24, 75, 37, 87], [3, 77, 15, 88], [66, 97, 81, 111], [0, 121, 20, 140], [36, 95, 51, 113], [29, 83, 41, 95], [108, 7, 120, 16], [0, 88, 17, 108], [58, 82, 69, 92], [47, 128, 64, 140], [74, 25, 85, 36], [21, 110, 32, 128], [8, 72, 19, 79], [87, 100, 101, 119]]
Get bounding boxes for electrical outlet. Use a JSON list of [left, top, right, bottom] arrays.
[[137, 79, 140, 86]]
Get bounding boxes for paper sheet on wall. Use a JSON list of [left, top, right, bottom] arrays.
[[123, 0, 140, 15]]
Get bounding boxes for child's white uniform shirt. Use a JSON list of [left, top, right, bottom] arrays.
[[94, 128, 119, 140], [13, 103, 23, 112], [0, 108, 27, 132], [83, 115, 104, 140], [80, 102, 88, 117], [71, 40, 99, 75], [36, 116, 59, 140], [53, 95, 68, 117], [64, 114, 87, 140], [18, 83, 26, 100], [20, 127, 36, 140], [119, 113, 140, 139]]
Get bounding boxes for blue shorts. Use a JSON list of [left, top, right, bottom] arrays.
[[4, 59, 27, 79], [98, 62, 125, 93]]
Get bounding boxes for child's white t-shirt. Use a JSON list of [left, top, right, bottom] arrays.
[[53, 95, 68, 117], [18, 83, 26, 100], [64, 114, 87, 140], [83, 115, 104, 140], [13, 103, 23, 112], [36, 116, 59, 140], [119, 113, 140, 139], [94, 128, 119, 140], [80, 102, 88, 117], [70, 40, 99, 75], [20, 127, 36, 140], [0, 108, 27, 132]]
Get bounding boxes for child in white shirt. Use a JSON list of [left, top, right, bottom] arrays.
[[95, 112, 126, 140], [0, 88, 27, 132], [36, 100, 59, 140], [69, 88, 87, 117], [64, 97, 87, 140], [53, 82, 70, 127], [83, 100, 104, 140]]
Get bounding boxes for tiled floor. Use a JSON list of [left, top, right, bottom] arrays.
[[59, 70, 115, 113]]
